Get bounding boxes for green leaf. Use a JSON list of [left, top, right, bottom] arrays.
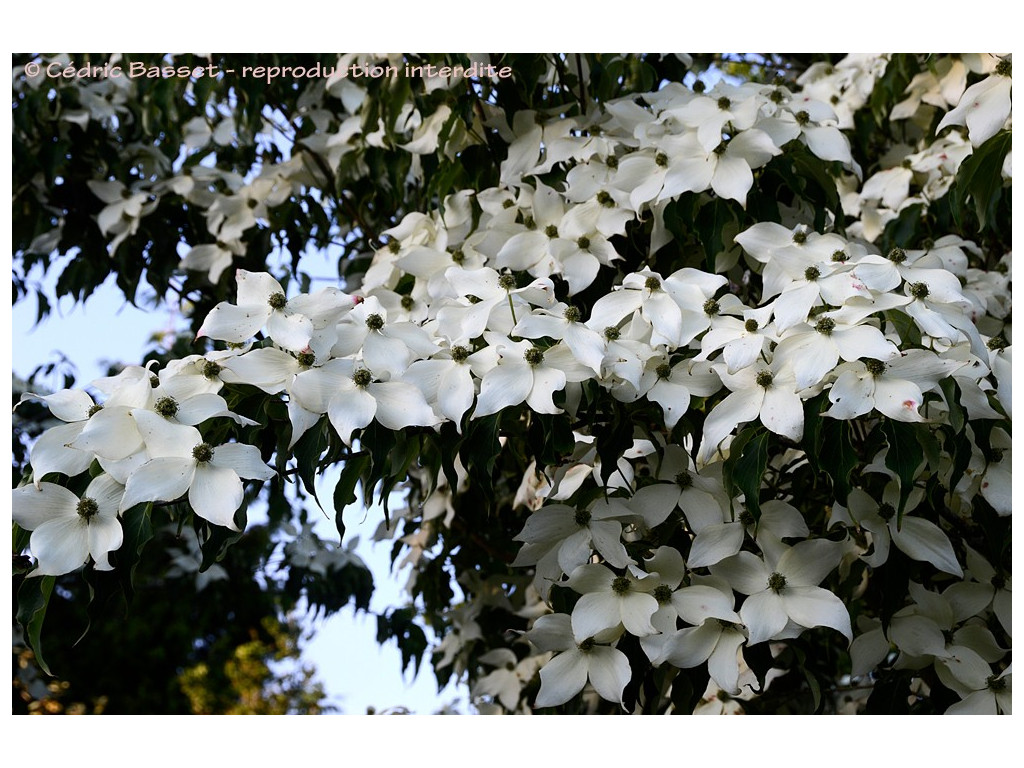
[[879, 203, 924, 254], [728, 428, 769, 520], [951, 131, 1011, 231], [694, 198, 735, 271], [290, 421, 327, 509], [333, 453, 371, 541], [819, 419, 859, 505], [881, 419, 924, 522], [16, 575, 55, 676], [116, 502, 154, 601], [801, 392, 829, 475], [460, 413, 502, 500]]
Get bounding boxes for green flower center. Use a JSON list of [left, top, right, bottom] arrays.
[[987, 674, 1007, 691], [655, 152, 669, 168], [365, 313, 385, 330], [738, 509, 755, 526], [717, 96, 732, 110], [804, 266, 821, 281], [795, 110, 811, 126], [575, 508, 592, 526], [644, 275, 661, 291], [656, 363, 672, 380], [576, 236, 591, 250], [604, 326, 621, 341], [400, 296, 415, 311], [887, 247, 907, 264], [830, 94, 840, 105], [524, 348, 544, 367], [653, 585, 674, 604], [703, 298, 721, 316], [76, 497, 99, 520], [578, 637, 596, 653], [597, 191, 615, 207], [450, 248, 465, 264], [545, 224, 559, 239], [387, 239, 401, 254], [865, 359, 887, 376], [154, 396, 179, 418], [563, 305, 582, 323], [502, 198, 515, 209], [987, 336, 1009, 350], [523, 215, 536, 230], [498, 274, 517, 291], [353, 368, 372, 388], [611, 576, 631, 595], [87, 404, 104, 418], [192, 443, 214, 463], [693, 80, 706, 94], [202, 360, 222, 379], [451, 345, 470, 363], [878, 502, 896, 521], [756, 370, 774, 388], [831, 250, 849, 262], [268, 292, 287, 310], [744, 318, 759, 333], [909, 282, 930, 300], [605, 156, 619, 170], [297, 351, 316, 368], [675, 470, 693, 489], [770, 89, 785, 104], [815, 317, 836, 335], [713, 141, 728, 156], [995, 59, 1011, 77], [767, 572, 787, 593], [792, 231, 808, 245]]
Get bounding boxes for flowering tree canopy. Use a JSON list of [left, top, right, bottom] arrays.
[[12, 52, 1011, 714]]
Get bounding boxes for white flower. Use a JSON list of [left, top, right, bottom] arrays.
[[473, 338, 585, 418], [289, 358, 440, 446], [711, 539, 852, 645], [936, 60, 1012, 146], [826, 349, 965, 422], [13, 475, 125, 575], [773, 309, 899, 390], [946, 665, 1012, 715], [588, 268, 727, 349], [197, 270, 351, 353], [18, 389, 98, 485], [832, 486, 962, 576], [180, 241, 244, 283], [699, 360, 805, 465], [512, 499, 636, 586], [118, 410, 275, 530], [330, 295, 439, 379], [528, 613, 632, 708], [566, 563, 659, 640], [513, 303, 606, 376]]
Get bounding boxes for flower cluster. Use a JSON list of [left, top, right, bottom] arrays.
[[14, 53, 1011, 714]]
